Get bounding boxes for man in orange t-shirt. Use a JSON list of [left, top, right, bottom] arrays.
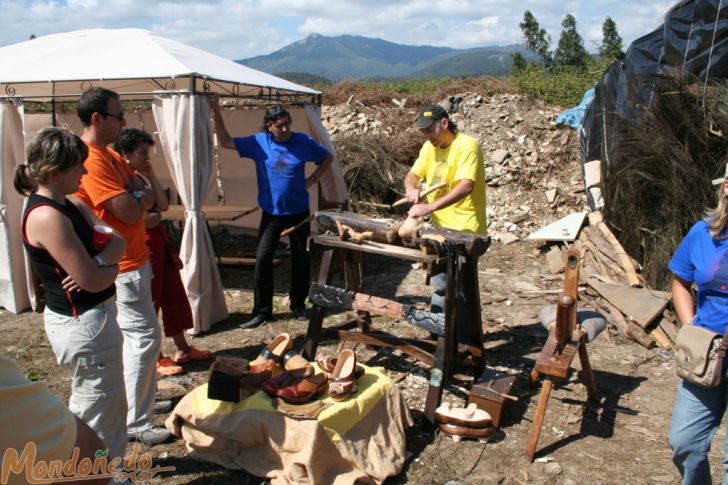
[[75, 87, 171, 446]]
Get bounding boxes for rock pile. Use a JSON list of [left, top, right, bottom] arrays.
[[322, 92, 589, 245]]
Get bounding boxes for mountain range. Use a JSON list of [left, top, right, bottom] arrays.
[[236, 34, 530, 81]]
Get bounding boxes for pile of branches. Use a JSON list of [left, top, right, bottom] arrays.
[[332, 110, 422, 216], [604, 71, 728, 288]]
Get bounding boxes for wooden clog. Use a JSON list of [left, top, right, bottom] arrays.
[[283, 351, 314, 377], [329, 349, 357, 401], [435, 402, 493, 428], [438, 423, 494, 443], [277, 372, 329, 404], [316, 353, 364, 380], [252, 333, 292, 366]]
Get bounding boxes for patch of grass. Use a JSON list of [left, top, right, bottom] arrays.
[[26, 370, 43, 381]]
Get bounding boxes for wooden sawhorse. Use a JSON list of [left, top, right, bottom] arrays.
[[525, 249, 598, 461], [302, 228, 489, 423]]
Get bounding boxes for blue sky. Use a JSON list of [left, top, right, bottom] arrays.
[[0, 0, 676, 60]]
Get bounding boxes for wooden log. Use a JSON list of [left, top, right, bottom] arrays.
[[309, 282, 446, 336], [316, 210, 403, 243], [595, 220, 641, 287]]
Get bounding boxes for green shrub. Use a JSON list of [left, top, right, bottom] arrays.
[[508, 62, 606, 106]]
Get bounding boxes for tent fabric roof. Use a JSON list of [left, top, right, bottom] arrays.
[[0, 29, 319, 101]]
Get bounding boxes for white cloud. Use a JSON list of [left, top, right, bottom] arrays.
[[0, 0, 680, 59]]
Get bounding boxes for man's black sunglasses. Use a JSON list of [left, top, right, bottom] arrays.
[[100, 111, 124, 121]]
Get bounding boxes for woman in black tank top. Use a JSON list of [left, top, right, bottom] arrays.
[[15, 128, 126, 306], [13, 127, 130, 460]]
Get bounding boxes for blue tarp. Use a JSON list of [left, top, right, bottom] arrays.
[[556, 88, 594, 129]]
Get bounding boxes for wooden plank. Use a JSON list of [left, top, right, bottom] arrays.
[[217, 256, 281, 266], [587, 278, 670, 328], [312, 234, 438, 263], [164, 204, 258, 222], [324, 329, 435, 366], [527, 212, 587, 242]]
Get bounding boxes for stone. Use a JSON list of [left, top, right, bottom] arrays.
[[490, 148, 510, 164], [545, 188, 557, 203]]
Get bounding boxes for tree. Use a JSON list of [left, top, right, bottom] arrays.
[[519, 10, 551, 65], [599, 17, 625, 61], [510, 52, 528, 73], [554, 14, 589, 69]]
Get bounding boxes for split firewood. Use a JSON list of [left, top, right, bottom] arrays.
[[648, 323, 673, 349], [657, 316, 678, 342], [582, 232, 627, 279], [589, 213, 640, 287]]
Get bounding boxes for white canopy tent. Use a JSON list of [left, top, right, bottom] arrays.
[[0, 29, 348, 333]]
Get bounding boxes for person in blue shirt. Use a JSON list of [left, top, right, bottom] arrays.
[[211, 98, 333, 328], [669, 166, 728, 485]]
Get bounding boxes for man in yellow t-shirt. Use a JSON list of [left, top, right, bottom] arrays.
[[404, 104, 487, 342], [404, 104, 486, 235]]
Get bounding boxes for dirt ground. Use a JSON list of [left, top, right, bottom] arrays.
[[3, 232, 722, 485]]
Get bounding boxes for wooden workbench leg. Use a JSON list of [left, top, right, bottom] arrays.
[[577, 343, 599, 402], [424, 336, 447, 423], [528, 368, 540, 387], [526, 376, 554, 462], [303, 248, 335, 360], [462, 256, 485, 375], [344, 250, 372, 334]]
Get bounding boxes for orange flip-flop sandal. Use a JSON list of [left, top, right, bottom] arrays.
[[157, 356, 183, 376], [174, 346, 212, 364]]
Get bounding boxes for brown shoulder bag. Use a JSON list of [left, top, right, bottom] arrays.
[[674, 324, 728, 388]]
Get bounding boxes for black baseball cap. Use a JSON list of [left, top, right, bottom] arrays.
[[415, 104, 448, 129]]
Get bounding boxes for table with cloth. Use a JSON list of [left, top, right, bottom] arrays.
[[165, 365, 413, 484]]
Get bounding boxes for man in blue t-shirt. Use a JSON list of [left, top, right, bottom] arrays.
[[211, 98, 333, 328]]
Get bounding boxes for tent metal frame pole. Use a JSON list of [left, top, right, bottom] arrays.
[[0, 91, 320, 106]]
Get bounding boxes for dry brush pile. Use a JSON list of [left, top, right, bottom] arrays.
[[604, 72, 728, 289]]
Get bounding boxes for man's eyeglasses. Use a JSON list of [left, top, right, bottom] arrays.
[[100, 111, 124, 121]]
